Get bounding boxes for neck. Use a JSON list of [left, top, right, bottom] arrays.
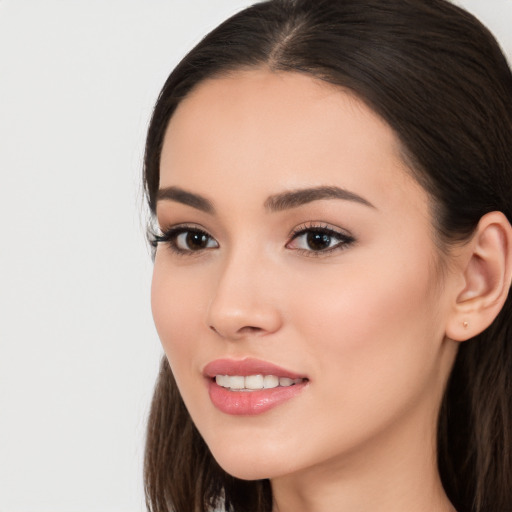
[[271, 399, 456, 512]]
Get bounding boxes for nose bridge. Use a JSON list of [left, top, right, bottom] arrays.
[[206, 242, 281, 339]]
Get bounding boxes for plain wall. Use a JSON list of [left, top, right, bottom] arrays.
[[0, 1, 510, 511]]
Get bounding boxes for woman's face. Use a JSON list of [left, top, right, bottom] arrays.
[[152, 70, 458, 482]]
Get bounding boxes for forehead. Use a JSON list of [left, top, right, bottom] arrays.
[[160, 68, 425, 214]]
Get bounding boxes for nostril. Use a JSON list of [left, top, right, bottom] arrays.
[[208, 324, 263, 337], [238, 326, 263, 335]]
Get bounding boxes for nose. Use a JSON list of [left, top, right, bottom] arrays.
[[206, 250, 283, 340]]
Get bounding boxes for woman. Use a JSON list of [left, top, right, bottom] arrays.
[[143, 1, 512, 511]]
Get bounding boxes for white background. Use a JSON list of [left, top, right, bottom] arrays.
[[0, 1, 510, 511]]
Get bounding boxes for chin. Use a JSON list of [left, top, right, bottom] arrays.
[[214, 457, 282, 481], [206, 439, 295, 481], [218, 463, 272, 481]]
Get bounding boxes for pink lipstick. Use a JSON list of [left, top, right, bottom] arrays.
[[203, 358, 308, 416]]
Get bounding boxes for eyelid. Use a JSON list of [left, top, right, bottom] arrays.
[[286, 222, 355, 256], [151, 221, 355, 257], [153, 223, 219, 255]]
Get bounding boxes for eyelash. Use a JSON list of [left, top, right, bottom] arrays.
[[153, 222, 355, 257], [152, 224, 217, 256], [287, 223, 355, 257]]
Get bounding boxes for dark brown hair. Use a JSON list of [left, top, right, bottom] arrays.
[[143, 1, 512, 511]]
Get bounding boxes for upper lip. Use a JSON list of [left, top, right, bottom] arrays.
[[203, 358, 306, 380]]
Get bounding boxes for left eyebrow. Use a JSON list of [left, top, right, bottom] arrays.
[[264, 186, 375, 211]]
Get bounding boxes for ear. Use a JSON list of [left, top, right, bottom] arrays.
[[445, 211, 512, 342]]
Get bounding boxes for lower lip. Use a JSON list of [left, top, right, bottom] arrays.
[[207, 379, 307, 416]]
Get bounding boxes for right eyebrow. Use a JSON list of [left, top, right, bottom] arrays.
[[157, 186, 215, 214]]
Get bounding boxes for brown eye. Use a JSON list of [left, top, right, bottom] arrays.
[[182, 231, 211, 250], [154, 226, 219, 254], [287, 226, 355, 254], [175, 230, 218, 251], [306, 232, 333, 251]]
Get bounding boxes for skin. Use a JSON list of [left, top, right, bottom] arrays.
[[151, 69, 460, 512]]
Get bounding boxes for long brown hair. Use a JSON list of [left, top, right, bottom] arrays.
[[143, 1, 512, 510]]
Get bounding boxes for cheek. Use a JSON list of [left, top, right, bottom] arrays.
[[150, 260, 215, 424], [150, 257, 203, 367], [290, 251, 443, 406]]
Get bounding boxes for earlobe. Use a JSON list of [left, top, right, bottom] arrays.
[[445, 211, 512, 342]]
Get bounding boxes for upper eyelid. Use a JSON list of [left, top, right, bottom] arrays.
[[288, 222, 352, 238], [157, 222, 351, 237], [157, 222, 213, 235], [153, 223, 216, 243]]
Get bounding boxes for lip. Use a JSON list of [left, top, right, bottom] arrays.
[[203, 358, 308, 416], [203, 358, 305, 380]]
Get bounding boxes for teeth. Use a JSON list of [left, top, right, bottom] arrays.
[[263, 375, 279, 388], [228, 375, 245, 390], [215, 374, 303, 391], [245, 374, 264, 389]]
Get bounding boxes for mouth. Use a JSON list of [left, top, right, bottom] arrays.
[[214, 374, 305, 391], [203, 358, 309, 415]]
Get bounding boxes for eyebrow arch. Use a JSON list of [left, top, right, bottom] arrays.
[[264, 186, 375, 211], [157, 186, 215, 214]]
